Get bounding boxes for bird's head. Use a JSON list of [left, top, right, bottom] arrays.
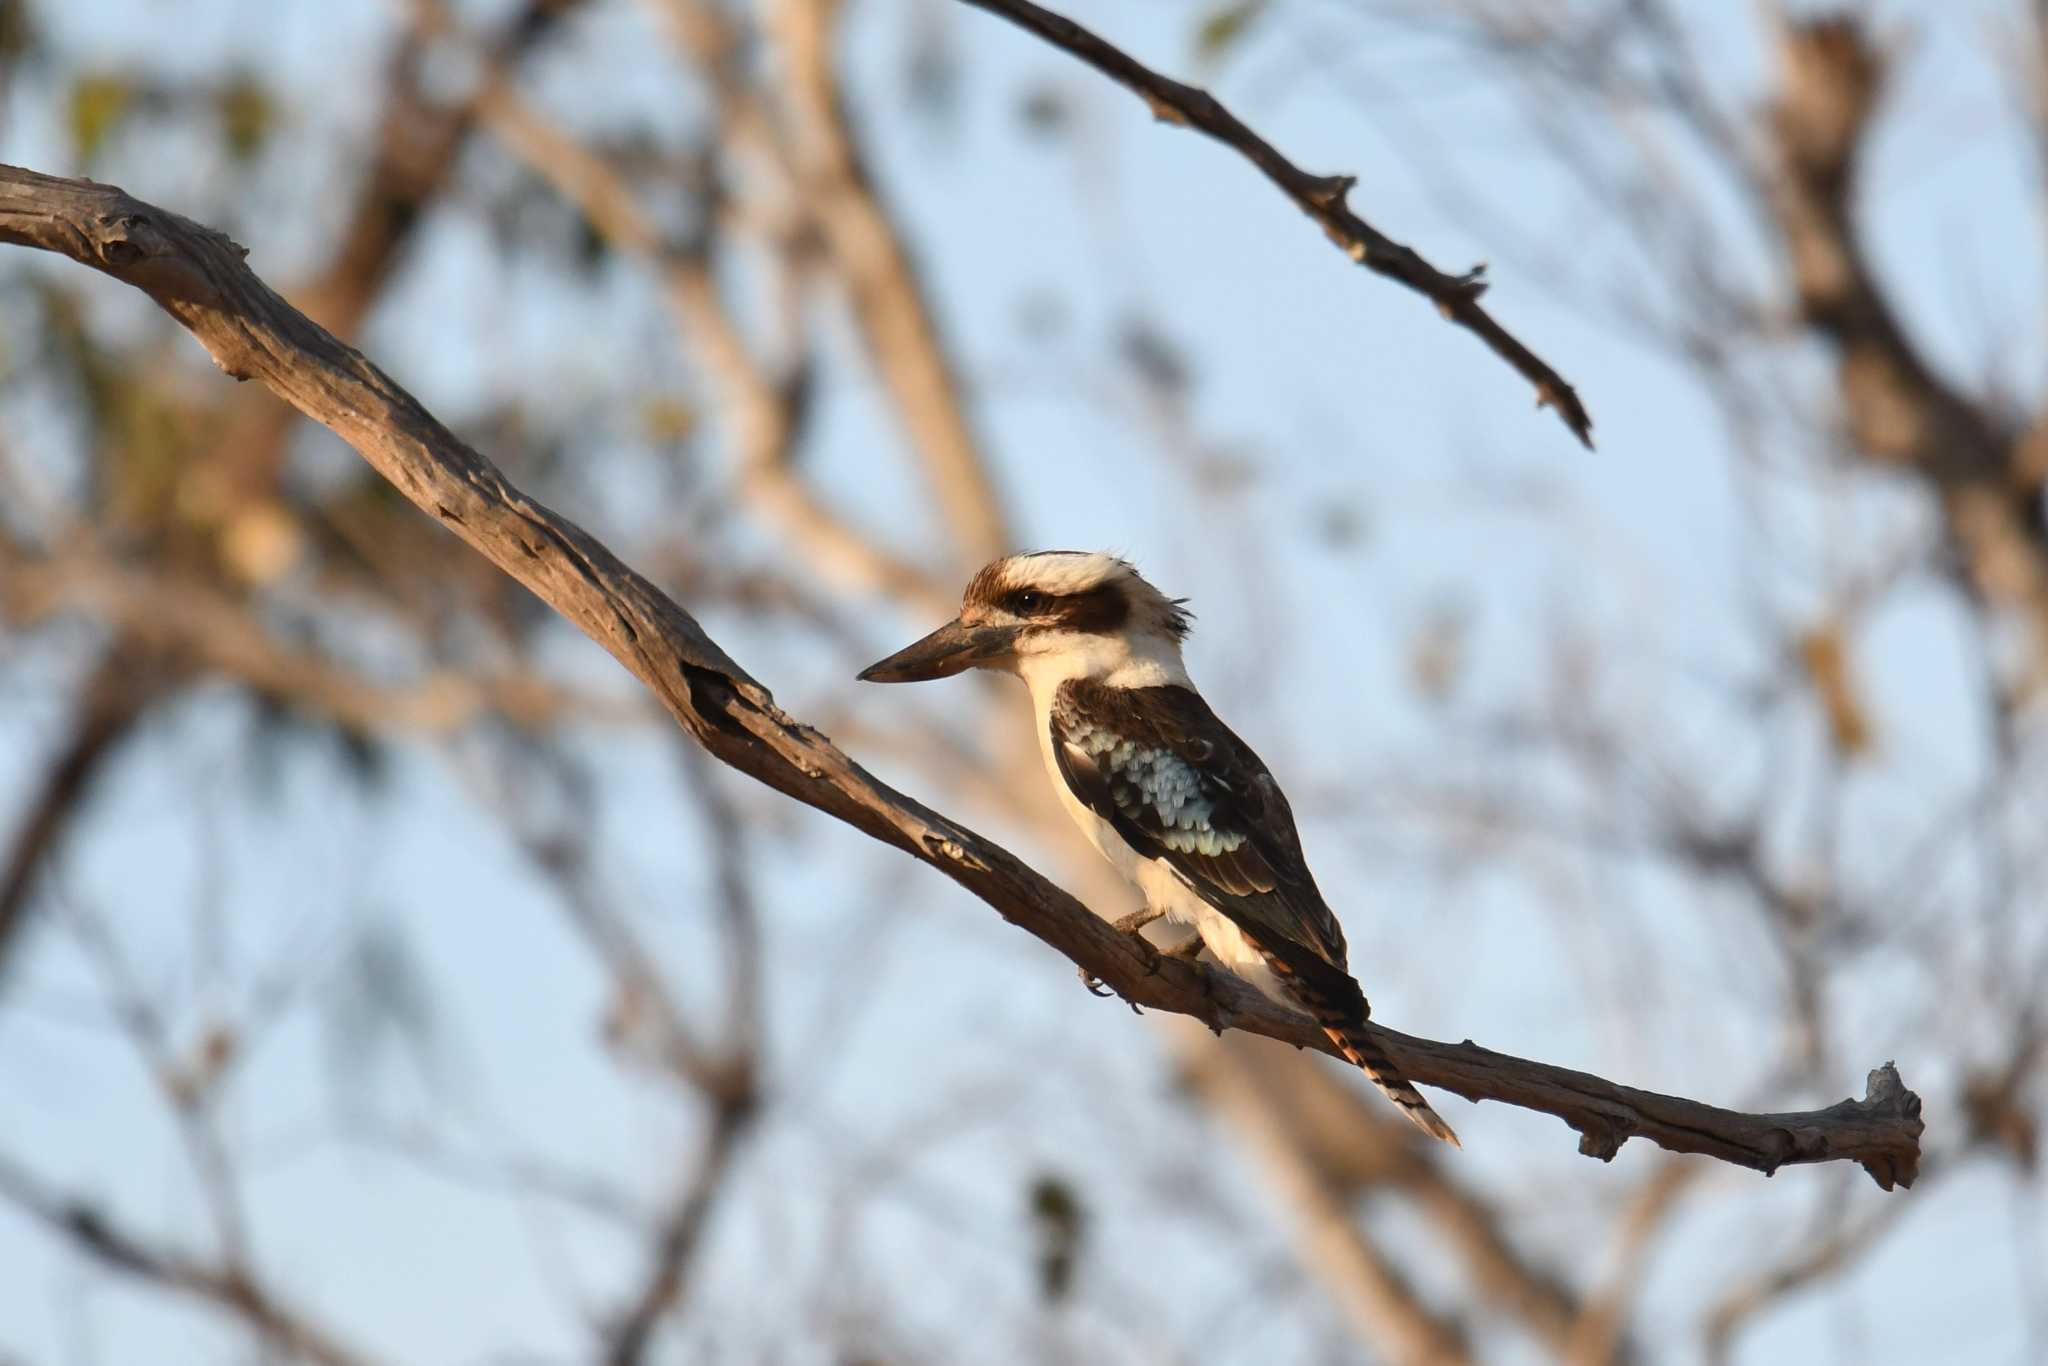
[[857, 551, 1192, 685]]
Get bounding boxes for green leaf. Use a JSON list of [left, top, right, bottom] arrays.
[[1195, 1, 1269, 64], [1027, 1173, 1088, 1305], [69, 72, 134, 163], [217, 72, 275, 162]]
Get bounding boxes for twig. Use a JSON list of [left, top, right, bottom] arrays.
[[0, 165, 1924, 1186], [61, 897, 253, 1268], [342, 1119, 651, 1228], [950, 0, 1595, 447], [636, 0, 1013, 569], [1567, 1159, 1698, 1364]]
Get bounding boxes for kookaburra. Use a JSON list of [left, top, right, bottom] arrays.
[[859, 551, 1459, 1145]]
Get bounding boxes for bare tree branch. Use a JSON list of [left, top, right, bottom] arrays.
[[950, 0, 1595, 447], [602, 1096, 754, 1366], [1175, 1023, 1473, 1365], [1700, 1184, 1915, 1365], [431, 9, 952, 617], [216, 0, 595, 518], [0, 1150, 379, 1366], [1, 543, 610, 732], [767, 0, 1012, 567], [0, 165, 1924, 1187], [598, 749, 766, 1366], [451, 665, 769, 1361], [639, 0, 1016, 570], [1763, 14, 2048, 688], [0, 0, 599, 985], [1183, 1030, 1638, 1364], [0, 638, 154, 980]]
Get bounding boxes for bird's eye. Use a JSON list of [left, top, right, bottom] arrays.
[[1013, 590, 1046, 613]]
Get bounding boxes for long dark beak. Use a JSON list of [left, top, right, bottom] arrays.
[[858, 619, 1018, 683]]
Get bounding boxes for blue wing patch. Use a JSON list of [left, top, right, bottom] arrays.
[[1049, 679, 1348, 966], [1065, 722, 1248, 857]]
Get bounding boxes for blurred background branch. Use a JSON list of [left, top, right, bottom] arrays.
[[0, 1, 2038, 1363]]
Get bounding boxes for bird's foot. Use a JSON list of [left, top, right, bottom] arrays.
[[1192, 962, 1238, 1036], [1111, 906, 1166, 937], [1081, 906, 1170, 999]]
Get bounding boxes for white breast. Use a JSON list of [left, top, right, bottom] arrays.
[[1030, 690, 1144, 885], [1017, 629, 1191, 891], [1022, 666, 1288, 1003]]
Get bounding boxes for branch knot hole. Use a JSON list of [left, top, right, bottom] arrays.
[[1302, 173, 1356, 210], [91, 211, 155, 269], [918, 832, 990, 872]]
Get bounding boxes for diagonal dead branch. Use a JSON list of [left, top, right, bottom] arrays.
[[950, 0, 1594, 447], [0, 165, 1920, 1185]]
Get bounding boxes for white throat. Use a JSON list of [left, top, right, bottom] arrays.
[[1013, 629, 1202, 930], [1014, 629, 1192, 713]]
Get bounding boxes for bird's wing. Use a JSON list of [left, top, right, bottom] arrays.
[[1049, 679, 1348, 969]]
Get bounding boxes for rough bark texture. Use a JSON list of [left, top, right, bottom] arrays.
[[0, 164, 1921, 1187], [954, 0, 1595, 447]]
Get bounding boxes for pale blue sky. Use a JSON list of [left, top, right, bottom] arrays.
[[0, 1, 2039, 1362]]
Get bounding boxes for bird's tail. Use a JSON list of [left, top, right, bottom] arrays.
[[1255, 937, 1461, 1147], [1316, 1016, 1461, 1147]]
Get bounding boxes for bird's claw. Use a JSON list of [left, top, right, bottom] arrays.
[[1189, 960, 1236, 1035], [1083, 907, 1175, 1003], [1111, 906, 1166, 936]]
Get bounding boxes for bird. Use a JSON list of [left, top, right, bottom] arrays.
[[858, 551, 1459, 1145]]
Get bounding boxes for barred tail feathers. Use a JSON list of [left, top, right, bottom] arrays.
[[1319, 1017, 1462, 1147], [1253, 934, 1461, 1147]]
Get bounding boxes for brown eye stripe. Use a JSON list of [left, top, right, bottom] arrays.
[[978, 582, 1130, 631], [962, 557, 1147, 634], [1050, 584, 1129, 632]]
